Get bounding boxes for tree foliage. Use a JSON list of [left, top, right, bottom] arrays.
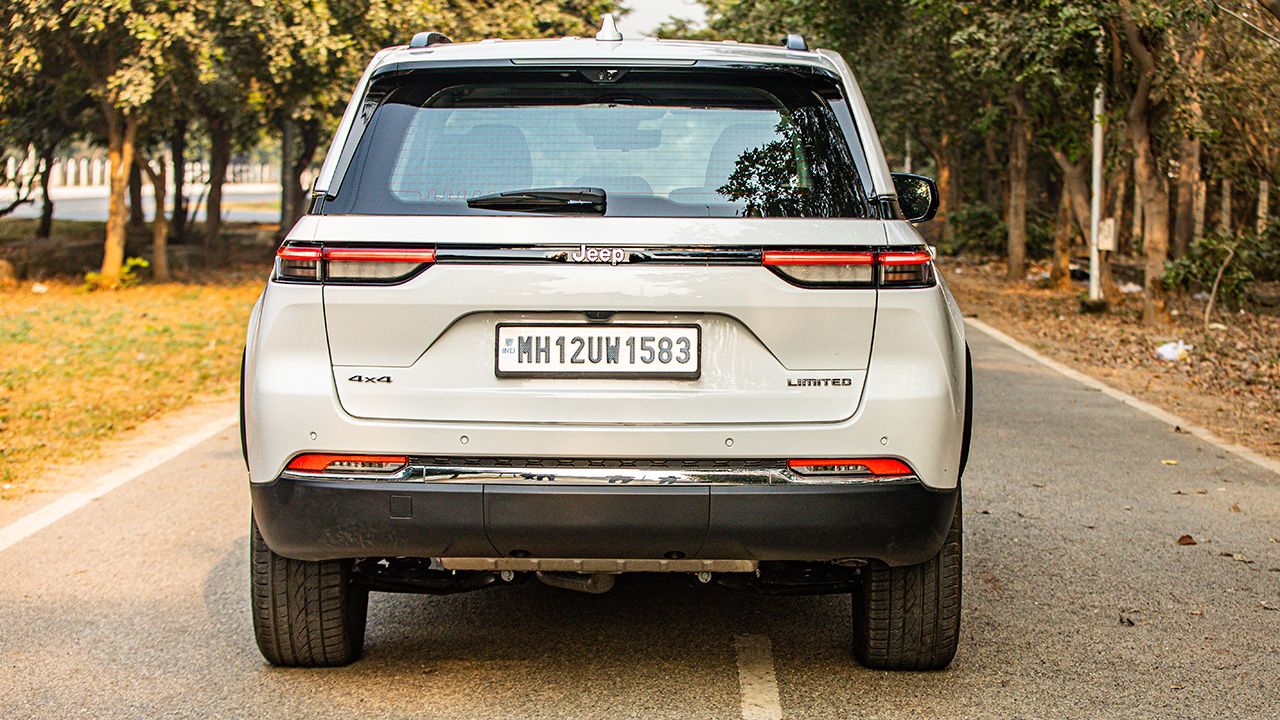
[[668, 0, 1280, 321]]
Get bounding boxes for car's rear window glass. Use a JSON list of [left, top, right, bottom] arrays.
[[321, 69, 874, 219]]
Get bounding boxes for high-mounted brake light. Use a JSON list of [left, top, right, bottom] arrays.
[[273, 243, 436, 283], [788, 458, 914, 478], [286, 453, 408, 474]]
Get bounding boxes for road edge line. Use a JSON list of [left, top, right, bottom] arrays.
[[966, 317, 1280, 478], [0, 414, 237, 554]]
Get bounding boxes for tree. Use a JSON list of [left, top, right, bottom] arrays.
[[255, 0, 622, 238], [1, 1, 193, 285], [943, 0, 1103, 280], [0, 36, 89, 236]]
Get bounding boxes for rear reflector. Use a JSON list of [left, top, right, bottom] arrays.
[[788, 458, 914, 478], [286, 454, 408, 473]]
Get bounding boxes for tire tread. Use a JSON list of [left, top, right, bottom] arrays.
[[852, 498, 962, 670], [250, 518, 367, 667]]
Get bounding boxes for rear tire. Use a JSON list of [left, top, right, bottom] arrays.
[[851, 495, 962, 670], [250, 517, 368, 667]]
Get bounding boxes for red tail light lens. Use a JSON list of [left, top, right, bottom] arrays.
[[788, 458, 914, 478], [286, 453, 408, 473], [878, 251, 934, 287], [324, 247, 436, 282], [273, 244, 436, 284], [762, 249, 934, 288], [275, 245, 322, 281], [763, 250, 875, 287]]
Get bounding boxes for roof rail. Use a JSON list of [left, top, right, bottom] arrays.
[[409, 31, 452, 49], [782, 34, 808, 51]]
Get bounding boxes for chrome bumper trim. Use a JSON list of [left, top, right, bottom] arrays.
[[282, 463, 916, 486]]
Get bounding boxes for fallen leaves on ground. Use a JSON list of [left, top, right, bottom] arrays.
[[942, 257, 1280, 462], [1177, 534, 1198, 545]]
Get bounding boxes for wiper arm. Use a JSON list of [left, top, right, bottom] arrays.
[[466, 187, 606, 214]]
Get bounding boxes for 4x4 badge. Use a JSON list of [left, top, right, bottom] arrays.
[[569, 244, 627, 265]]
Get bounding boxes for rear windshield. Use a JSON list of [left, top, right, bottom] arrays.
[[319, 68, 875, 218]]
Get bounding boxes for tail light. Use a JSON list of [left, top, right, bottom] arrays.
[[275, 245, 322, 281], [274, 243, 436, 284], [878, 251, 934, 287], [763, 251, 874, 287], [286, 453, 408, 474], [763, 248, 934, 288], [788, 458, 914, 479]]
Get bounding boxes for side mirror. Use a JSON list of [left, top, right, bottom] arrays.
[[892, 173, 940, 223]]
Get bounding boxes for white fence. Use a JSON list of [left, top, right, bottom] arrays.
[[3, 151, 279, 191]]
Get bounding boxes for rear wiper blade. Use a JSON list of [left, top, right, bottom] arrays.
[[466, 187, 606, 214]]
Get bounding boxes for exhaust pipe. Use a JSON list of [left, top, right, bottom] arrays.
[[535, 571, 616, 594]]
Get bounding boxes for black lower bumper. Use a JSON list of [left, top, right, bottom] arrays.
[[250, 479, 958, 567]]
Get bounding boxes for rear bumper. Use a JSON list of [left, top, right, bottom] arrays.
[[250, 477, 958, 567]]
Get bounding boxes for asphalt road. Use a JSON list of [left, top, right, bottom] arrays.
[[2, 326, 1278, 719]]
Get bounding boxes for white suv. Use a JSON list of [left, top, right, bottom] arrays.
[[242, 18, 971, 670]]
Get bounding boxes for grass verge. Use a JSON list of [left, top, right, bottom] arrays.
[[0, 274, 262, 497]]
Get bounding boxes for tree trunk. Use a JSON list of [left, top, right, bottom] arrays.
[[1050, 148, 1091, 239], [982, 101, 1003, 211], [101, 111, 138, 285], [934, 131, 963, 246], [205, 118, 232, 265], [1006, 85, 1030, 281], [1259, 180, 1271, 235], [128, 162, 145, 227], [1193, 180, 1206, 244], [36, 142, 56, 239], [1172, 136, 1201, 257], [138, 155, 170, 281], [279, 117, 298, 239], [1130, 173, 1143, 250], [170, 120, 188, 244], [1120, 3, 1171, 324], [1260, 0, 1280, 23], [1219, 179, 1232, 235], [1050, 185, 1073, 290], [1108, 155, 1131, 255], [1102, 157, 1130, 304], [1170, 24, 1205, 259], [277, 118, 322, 242]]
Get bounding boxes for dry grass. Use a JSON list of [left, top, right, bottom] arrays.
[[0, 274, 263, 496]]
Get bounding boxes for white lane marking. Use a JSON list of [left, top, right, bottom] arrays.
[[735, 634, 782, 720], [967, 318, 1280, 477], [0, 414, 237, 553]]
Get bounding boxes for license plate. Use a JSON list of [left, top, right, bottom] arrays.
[[496, 324, 701, 379]]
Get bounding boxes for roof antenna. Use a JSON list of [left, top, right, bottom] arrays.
[[596, 13, 623, 42]]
